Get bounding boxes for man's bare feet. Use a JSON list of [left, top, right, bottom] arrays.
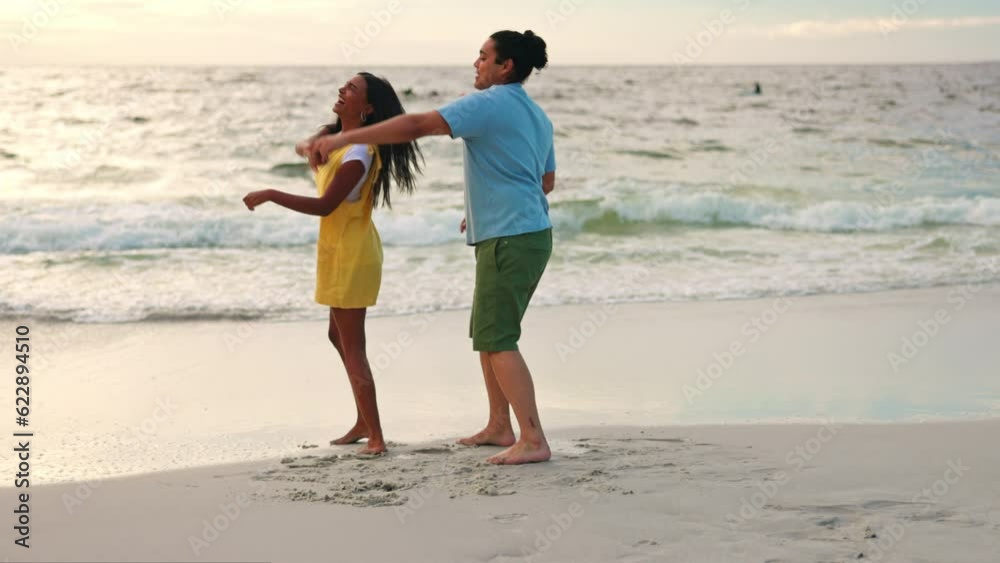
[[330, 423, 369, 445], [456, 425, 516, 447], [357, 438, 386, 456], [486, 438, 551, 465]]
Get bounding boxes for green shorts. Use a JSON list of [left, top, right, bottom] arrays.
[[470, 228, 552, 352]]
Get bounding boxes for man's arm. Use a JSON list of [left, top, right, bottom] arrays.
[[311, 112, 450, 166], [542, 171, 555, 195]]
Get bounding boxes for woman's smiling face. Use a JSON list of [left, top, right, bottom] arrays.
[[333, 74, 372, 120]]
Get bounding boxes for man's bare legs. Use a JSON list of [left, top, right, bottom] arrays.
[[330, 307, 386, 455], [456, 352, 516, 447], [327, 309, 369, 445], [473, 350, 551, 465]]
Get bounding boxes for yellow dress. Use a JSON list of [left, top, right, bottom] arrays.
[[313, 144, 383, 309]]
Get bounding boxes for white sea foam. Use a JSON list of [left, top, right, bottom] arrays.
[[3, 196, 998, 254]]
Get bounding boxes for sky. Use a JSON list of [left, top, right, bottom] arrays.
[[1, 0, 999, 66]]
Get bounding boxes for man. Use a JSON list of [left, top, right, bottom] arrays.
[[310, 29, 555, 465]]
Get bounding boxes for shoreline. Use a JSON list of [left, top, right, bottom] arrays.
[[10, 281, 1000, 325], [12, 284, 1000, 486]]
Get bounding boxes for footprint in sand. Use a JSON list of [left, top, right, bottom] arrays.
[[909, 509, 955, 522], [816, 516, 840, 529], [413, 447, 454, 455], [490, 513, 528, 523], [616, 437, 686, 444]]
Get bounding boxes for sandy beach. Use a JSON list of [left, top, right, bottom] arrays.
[[4, 286, 999, 561], [17, 421, 1000, 562]]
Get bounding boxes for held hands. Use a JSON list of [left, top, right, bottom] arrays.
[[243, 190, 272, 211], [309, 134, 349, 171], [295, 139, 313, 157]]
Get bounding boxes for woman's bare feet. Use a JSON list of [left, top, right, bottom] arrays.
[[357, 438, 386, 456], [456, 424, 516, 447], [486, 438, 551, 465], [330, 423, 369, 445]]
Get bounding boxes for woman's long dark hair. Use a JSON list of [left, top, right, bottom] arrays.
[[322, 72, 423, 208]]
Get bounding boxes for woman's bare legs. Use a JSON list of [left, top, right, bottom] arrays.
[[331, 307, 385, 455], [328, 309, 369, 445]]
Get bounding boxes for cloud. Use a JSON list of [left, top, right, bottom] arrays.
[[753, 16, 1000, 38]]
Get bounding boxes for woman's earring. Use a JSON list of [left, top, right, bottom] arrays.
[[360, 113, 367, 124]]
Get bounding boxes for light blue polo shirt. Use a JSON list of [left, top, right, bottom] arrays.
[[437, 83, 555, 245]]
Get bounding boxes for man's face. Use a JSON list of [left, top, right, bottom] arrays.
[[473, 39, 511, 90]]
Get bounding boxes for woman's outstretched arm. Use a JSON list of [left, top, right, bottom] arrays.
[[242, 161, 366, 216]]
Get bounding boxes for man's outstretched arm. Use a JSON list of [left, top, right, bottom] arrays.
[[310, 111, 451, 167]]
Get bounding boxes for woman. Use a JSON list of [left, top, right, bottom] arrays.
[[243, 72, 422, 455]]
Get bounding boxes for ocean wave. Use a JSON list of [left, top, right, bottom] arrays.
[[551, 194, 1000, 234], [3, 195, 1000, 254], [689, 140, 733, 153], [0, 302, 275, 324], [792, 127, 828, 135], [0, 203, 466, 254], [269, 162, 311, 179], [616, 149, 682, 160]]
